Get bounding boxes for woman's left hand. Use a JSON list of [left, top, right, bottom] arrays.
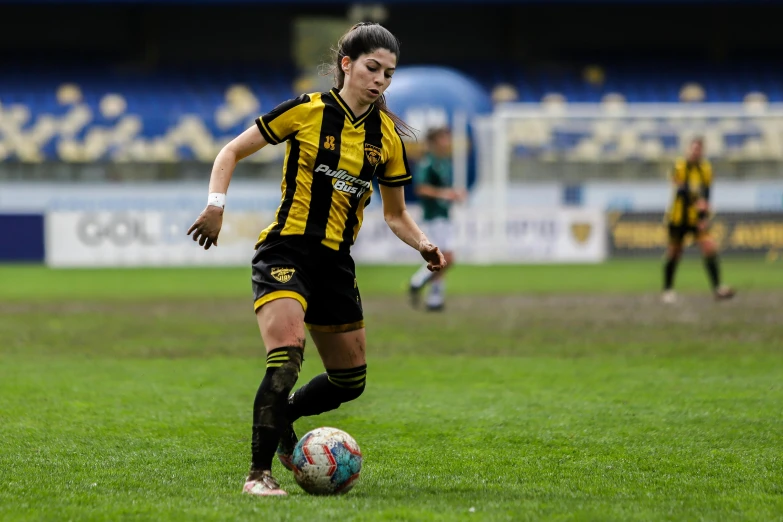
[[418, 240, 446, 271]]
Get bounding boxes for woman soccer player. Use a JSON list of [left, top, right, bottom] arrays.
[[662, 137, 735, 303], [187, 22, 446, 496]]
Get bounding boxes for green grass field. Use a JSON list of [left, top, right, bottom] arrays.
[[1, 259, 782, 521]]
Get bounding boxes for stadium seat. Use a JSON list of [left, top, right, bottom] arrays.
[[1, 62, 783, 162]]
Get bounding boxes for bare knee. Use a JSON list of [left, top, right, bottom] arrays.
[[256, 298, 307, 350], [699, 237, 717, 257], [311, 329, 366, 369], [667, 243, 683, 260]]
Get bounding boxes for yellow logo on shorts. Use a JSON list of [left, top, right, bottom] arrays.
[[271, 267, 295, 283], [570, 223, 592, 244]]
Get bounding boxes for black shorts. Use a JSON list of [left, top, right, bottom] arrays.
[[251, 237, 363, 333], [668, 223, 707, 244]]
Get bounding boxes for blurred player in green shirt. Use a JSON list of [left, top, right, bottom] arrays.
[[408, 127, 466, 311]]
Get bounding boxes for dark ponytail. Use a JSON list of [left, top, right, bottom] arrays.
[[327, 22, 415, 138]]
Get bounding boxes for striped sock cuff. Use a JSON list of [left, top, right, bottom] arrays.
[[266, 346, 303, 370], [327, 365, 367, 389]]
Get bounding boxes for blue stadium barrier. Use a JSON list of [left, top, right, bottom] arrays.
[[2, 214, 45, 262]]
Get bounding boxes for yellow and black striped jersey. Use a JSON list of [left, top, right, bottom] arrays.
[[666, 158, 713, 227], [254, 89, 411, 252]]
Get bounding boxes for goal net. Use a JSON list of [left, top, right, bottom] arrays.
[[467, 102, 783, 260], [479, 102, 783, 185]]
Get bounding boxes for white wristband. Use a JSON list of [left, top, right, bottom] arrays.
[[208, 193, 226, 209]]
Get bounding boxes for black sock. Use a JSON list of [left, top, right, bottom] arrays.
[[704, 255, 721, 290], [664, 257, 679, 290], [251, 346, 303, 472], [287, 365, 367, 423]]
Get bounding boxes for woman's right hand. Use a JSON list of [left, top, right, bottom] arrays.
[[187, 206, 224, 250]]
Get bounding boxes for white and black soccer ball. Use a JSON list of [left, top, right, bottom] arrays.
[[291, 427, 362, 495]]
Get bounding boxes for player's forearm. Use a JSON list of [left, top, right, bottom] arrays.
[[208, 126, 269, 195], [384, 210, 428, 251], [415, 184, 451, 200], [208, 147, 239, 194]]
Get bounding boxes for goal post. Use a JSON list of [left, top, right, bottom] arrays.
[[465, 101, 783, 262]]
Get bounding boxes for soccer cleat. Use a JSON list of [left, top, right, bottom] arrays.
[[276, 423, 298, 472], [408, 284, 421, 308], [661, 290, 677, 304], [425, 292, 445, 312], [242, 470, 287, 496], [714, 286, 736, 301]]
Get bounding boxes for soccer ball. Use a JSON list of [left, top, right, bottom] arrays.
[[291, 427, 362, 495]]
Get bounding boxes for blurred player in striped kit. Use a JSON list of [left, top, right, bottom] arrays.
[[662, 137, 735, 303]]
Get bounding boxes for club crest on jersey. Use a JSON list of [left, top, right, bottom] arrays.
[[364, 144, 381, 166], [570, 223, 592, 245], [271, 267, 295, 283]]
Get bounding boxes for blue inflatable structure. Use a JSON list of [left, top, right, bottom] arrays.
[[386, 66, 492, 122], [384, 66, 492, 197]]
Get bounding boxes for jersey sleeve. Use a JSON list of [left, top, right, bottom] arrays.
[[700, 161, 713, 200], [671, 159, 686, 185], [702, 161, 713, 187], [377, 127, 412, 187], [255, 94, 310, 145]]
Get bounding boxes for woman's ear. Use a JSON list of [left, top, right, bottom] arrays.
[[341, 56, 352, 75]]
